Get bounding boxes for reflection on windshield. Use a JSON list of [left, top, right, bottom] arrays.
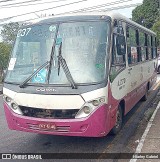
[[50, 21, 109, 84], [5, 24, 57, 83], [57, 42, 77, 89], [5, 21, 109, 85], [19, 61, 49, 88]]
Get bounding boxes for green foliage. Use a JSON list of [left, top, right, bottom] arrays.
[[152, 20, 160, 45], [132, 0, 159, 29], [132, 5, 144, 25], [0, 42, 12, 70], [1, 22, 20, 44]]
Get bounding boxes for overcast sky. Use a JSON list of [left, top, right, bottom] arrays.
[[0, 0, 143, 24]]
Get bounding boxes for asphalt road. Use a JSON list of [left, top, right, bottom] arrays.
[[0, 75, 160, 162]]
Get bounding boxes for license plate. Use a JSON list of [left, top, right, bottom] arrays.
[[38, 123, 56, 130]]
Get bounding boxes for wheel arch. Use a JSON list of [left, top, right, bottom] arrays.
[[147, 81, 150, 90], [119, 99, 125, 118]]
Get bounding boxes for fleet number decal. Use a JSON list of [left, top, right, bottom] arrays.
[[17, 28, 31, 37]]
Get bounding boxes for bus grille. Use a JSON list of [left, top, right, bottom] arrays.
[[19, 106, 79, 119]]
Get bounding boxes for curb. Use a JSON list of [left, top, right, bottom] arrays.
[[129, 101, 160, 162]]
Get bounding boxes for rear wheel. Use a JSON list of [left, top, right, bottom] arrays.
[[141, 86, 148, 101], [158, 66, 160, 74], [110, 105, 123, 135]]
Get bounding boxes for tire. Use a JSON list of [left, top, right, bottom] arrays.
[[158, 66, 160, 74], [141, 86, 148, 101], [110, 105, 123, 135]]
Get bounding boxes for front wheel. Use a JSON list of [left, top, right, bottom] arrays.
[[110, 105, 123, 135]]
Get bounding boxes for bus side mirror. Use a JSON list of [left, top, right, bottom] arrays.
[[116, 35, 126, 55]]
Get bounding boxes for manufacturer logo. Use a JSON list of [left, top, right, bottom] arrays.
[[36, 88, 56, 92]]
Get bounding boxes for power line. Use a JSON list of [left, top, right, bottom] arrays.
[[56, 0, 133, 14], [0, 0, 141, 24], [0, 0, 44, 5], [94, 3, 142, 12], [13, 2, 141, 24], [0, 0, 89, 21], [0, 0, 42, 6], [0, 0, 69, 8], [0, 0, 16, 3], [0, 0, 133, 21]]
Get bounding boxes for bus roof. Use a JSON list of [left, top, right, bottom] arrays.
[[27, 11, 156, 35]]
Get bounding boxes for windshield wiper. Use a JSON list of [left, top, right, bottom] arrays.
[[19, 61, 49, 88], [57, 42, 77, 89]]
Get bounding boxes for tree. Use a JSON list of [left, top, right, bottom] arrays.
[[1, 22, 21, 44], [0, 42, 12, 80], [0, 42, 11, 68], [152, 19, 160, 46], [132, 0, 159, 29]]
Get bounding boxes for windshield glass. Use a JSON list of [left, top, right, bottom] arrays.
[[5, 21, 110, 85], [5, 24, 57, 83]]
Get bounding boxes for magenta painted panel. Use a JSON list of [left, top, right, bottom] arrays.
[[3, 103, 111, 137]]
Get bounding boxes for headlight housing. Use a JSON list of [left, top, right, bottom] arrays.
[[3, 95, 22, 115], [75, 96, 106, 119]]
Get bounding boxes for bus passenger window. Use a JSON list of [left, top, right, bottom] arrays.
[[139, 32, 146, 61], [145, 34, 149, 60], [147, 35, 152, 60], [126, 26, 138, 65], [152, 36, 157, 58]]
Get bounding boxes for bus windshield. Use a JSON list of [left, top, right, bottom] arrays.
[[5, 21, 110, 85]]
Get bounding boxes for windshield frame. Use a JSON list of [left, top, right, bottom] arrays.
[[4, 18, 111, 87]]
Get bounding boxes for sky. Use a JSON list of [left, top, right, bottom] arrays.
[[0, 0, 143, 25]]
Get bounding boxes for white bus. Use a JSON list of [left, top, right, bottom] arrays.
[[3, 12, 157, 137]]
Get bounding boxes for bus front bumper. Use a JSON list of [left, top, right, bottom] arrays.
[[4, 103, 111, 137]]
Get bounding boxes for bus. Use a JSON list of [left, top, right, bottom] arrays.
[[3, 12, 157, 137]]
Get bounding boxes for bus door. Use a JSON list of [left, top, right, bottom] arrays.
[[109, 22, 127, 116]]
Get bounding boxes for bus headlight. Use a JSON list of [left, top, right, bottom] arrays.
[[3, 95, 12, 103], [91, 100, 99, 106], [75, 97, 106, 118], [83, 106, 91, 114], [11, 102, 18, 110], [3, 95, 22, 115]]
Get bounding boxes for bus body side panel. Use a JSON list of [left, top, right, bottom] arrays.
[[124, 81, 146, 114], [110, 59, 157, 116]]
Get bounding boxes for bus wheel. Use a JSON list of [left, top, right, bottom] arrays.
[[110, 105, 123, 135], [158, 66, 160, 74], [141, 86, 148, 101]]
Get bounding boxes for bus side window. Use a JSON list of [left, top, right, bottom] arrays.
[[110, 23, 126, 82], [139, 32, 146, 61], [145, 33, 149, 60], [151, 36, 157, 59], [147, 35, 152, 60], [126, 26, 138, 65]]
